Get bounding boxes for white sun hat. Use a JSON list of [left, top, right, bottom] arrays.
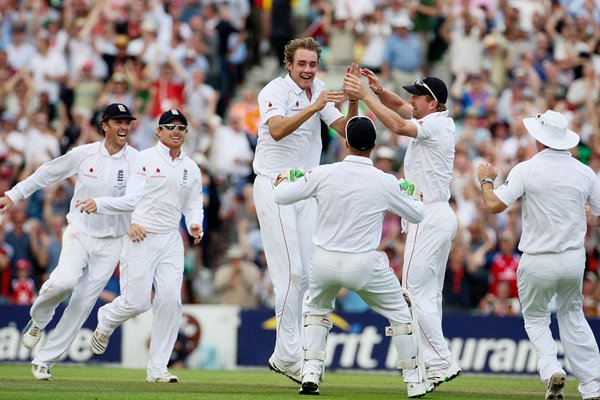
[[522, 110, 580, 150]]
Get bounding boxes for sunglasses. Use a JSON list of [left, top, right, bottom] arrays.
[[159, 124, 188, 132], [415, 77, 437, 101]]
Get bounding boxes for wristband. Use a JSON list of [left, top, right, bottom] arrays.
[[480, 178, 494, 187], [348, 99, 359, 104]]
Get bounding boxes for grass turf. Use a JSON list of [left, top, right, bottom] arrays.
[[0, 364, 576, 400]]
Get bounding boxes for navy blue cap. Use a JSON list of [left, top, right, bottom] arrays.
[[346, 116, 376, 151], [159, 109, 188, 126], [101, 103, 136, 121]]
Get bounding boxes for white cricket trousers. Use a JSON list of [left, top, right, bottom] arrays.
[[303, 247, 414, 376], [519, 248, 600, 399], [253, 174, 316, 363], [32, 224, 122, 367], [97, 230, 184, 378], [402, 201, 457, 372]]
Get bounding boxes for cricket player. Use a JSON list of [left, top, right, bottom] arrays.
[[478, 110, 600, 400], [253, 37, 357, 382], [344, 69, 460, 390], [273, 116, 428, 397], [0, 103, 138, 380], [78, 109, 204, 383]]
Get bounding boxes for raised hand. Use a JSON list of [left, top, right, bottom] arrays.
[[343, 73, 368, 101], [476, 162, 498, 182], [313, 90, 346, 111], [361, 68, 383, 95]]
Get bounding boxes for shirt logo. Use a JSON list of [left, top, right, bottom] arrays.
[[150, 166, 166, 179], [265, 100, 278, 114], [115, 169, 125, 189], [291, 99, 303, 112], [84, 166, 97, 179], [181, 169, 189, 189]]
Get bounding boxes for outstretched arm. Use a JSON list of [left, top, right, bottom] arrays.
[[344, 73, 417, 138], [361, 68, 413, 119]]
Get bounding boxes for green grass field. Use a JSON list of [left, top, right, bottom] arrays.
[[0, 364, 577, 400]]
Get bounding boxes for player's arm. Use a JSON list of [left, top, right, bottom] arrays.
[[182, 167, 205, 244], [267, 90, 346, 141], [327, 64, 361, 138], [585, 173, 600, 226], [477, 162, 509, 214], [361, 68, 413, 119], [77, 158, 146, 214], [387, 177, 426, 224], [273, 168, 322, 205], [343, 73, 417, 138], [0, 146, 85, 214]]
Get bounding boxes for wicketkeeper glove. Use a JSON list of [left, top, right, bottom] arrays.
[[274, 168, 305, 186], [398, 178, 423, 201]]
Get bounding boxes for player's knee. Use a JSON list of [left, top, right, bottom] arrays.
[[304, 314, 333, 330], [153, 292, 182, 309], [123, 297, 151, 316], [56, 276, 78, 293], [290, 270, 303, 286]]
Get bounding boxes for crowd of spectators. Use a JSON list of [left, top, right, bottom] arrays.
[[0, 0, 599, 318]]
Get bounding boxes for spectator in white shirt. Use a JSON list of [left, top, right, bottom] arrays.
[[6, 24, 36, 71]]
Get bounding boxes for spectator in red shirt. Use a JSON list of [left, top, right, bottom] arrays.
[[12, 259, 35, 305], [488, 230, 520, 298]]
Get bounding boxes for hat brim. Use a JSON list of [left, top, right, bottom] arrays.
[[159, 115, 188, 125], [523, 117, 579, 150], [102, 114, 137, 121], [402, 84, 431, 98]]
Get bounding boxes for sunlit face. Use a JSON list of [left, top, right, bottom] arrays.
[[408, 94, 436, 119], [157, 117, 187, 150], [287, 49, 319, 91], [103, 118, 133, 149]]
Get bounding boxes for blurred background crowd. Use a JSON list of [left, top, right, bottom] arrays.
[[0, 0, 599, 318]]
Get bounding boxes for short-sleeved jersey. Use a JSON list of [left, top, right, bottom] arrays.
[[494, 149, 600, 254], [404, 111, 455, 204], [253, 74, 344, 178]]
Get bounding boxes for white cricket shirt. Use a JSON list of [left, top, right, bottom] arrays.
[[494, 149, 600, 254], [404, 111, 455, 204], [253, 74, 344, 178], [6, 141, 138, 238], [273, 155, 425, 252], [95, 141, 204, 235]]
